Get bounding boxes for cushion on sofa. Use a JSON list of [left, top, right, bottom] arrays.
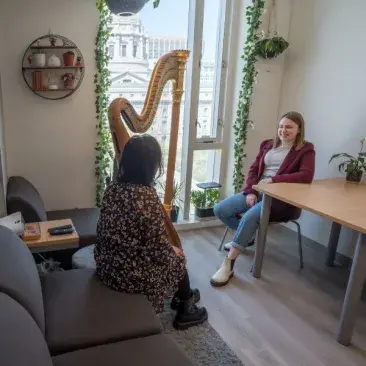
[[0, 226, 45, 334], [42, 268, 162, 355], [6, 176, 47, 222], [47, 208, 99, 247], [52, 334, 193, 366], [0, 293, 52, 366]]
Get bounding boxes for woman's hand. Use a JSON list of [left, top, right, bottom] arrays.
[[172, 246, 184, 257], [259, 178, 273, 184], [246, 193, 257, 208]]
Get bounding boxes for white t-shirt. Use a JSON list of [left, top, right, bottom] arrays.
[[262, 142, 293, 178]]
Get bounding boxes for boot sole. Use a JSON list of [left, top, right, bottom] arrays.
[[210, 272, 234, 287], [173, 311, 208, 331]]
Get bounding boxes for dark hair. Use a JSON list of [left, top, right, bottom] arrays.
[[118, 134, 163, 187]]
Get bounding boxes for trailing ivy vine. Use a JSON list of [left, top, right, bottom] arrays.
[[232, 0, 265, 192], [95, 0, 114, 206]]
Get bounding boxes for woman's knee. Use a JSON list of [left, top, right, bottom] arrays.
[[242, 203, 262, 223]]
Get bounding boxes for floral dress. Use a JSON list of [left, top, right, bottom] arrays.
[[94, 180, 186, 313]]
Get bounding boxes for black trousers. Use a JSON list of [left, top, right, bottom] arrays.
[[174, 270, 191, 300]]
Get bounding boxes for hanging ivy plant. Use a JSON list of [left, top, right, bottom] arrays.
[[95, 0, 114, 207], [232, 0, 266, 192], [255, 0, 289, 59], [255, 35, 289, 59]]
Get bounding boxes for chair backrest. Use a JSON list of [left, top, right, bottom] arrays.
[[0, 293, 52, 366], [6, 176, 47, 222], [0, 225, 45, 334]]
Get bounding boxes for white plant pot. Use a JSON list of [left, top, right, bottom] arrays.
[[33, 53, 46, 67]]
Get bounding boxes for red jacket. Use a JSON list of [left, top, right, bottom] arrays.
[[242, 139, 316, 222]]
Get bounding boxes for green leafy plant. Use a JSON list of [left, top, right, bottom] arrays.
[[255, 35, 289, 59], [146, 0, 160, 7], [255, 0, 288, 59], [329, 138, 366, 182], [158, 179, 184, 209], [190, 189, 220, 209], [233, 0, 266, 192], [206, 188, 220, 207], [95, 0, 115, 206]]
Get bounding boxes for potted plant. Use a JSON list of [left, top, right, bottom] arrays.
[[158, 179, 184, 223], [49, 36, 57, 47], [255, 1, 289, 59], [255, 34, 289, 59], [190, 188, 220, 219], [62, 73, 75, 89], [32, 50, 46, 67], [105, 0, 160, 15], [63, 51, 75, 66], [329, 138, 366, 183]]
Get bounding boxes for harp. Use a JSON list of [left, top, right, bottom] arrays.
[[108, 50, 190, 248]]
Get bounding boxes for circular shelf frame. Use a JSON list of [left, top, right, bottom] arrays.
[[22, 34, 85, 100]]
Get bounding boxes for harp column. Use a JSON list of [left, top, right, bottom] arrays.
[[163, 51, 189, 209]]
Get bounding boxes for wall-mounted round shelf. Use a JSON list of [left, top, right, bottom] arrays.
[[22, 34, 85, 100]]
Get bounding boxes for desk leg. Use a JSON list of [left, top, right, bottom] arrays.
[[252, 194, 272, 279], [326, 222, 341, 266], [337, 233, 366, 345]]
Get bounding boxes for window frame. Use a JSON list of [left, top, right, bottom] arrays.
[[180, 0, 231, 220]]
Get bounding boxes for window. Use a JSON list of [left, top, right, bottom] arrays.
[[108, 44, 115, 59], [121, 44, 127, 57], [133, 44, 137, 58], [107, 1, 231, 220]]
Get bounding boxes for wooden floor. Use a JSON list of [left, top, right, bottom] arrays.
[[180, 226, 366, 366]]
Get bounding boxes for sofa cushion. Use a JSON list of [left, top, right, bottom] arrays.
[[0, 226, 45, 334], [47, 208, 99, 247], [42, 268, 162, 355], [52, 334, 193, 366], [7, 176, 47, 222], [0, 293, 52, 366]]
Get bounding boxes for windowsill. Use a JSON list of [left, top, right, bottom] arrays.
[[173, 215, 223, 231]]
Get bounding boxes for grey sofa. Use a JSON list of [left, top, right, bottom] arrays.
[[0, 226, 193, 365], [6, 176, 99, 247]]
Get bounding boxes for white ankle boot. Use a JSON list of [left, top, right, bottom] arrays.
[[210, 257, 234, 287]]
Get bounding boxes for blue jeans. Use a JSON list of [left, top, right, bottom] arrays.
[[214, 193, 262, 252]]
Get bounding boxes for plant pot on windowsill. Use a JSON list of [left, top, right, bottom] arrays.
[[170, 205, 180, 223], [194, 206, 215, 219]]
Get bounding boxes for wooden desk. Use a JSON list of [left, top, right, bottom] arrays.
[[24, 219, 79, 253], [253, 178, 366, 346]]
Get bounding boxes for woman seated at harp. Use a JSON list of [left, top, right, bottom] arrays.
[[94, 134, 207, 330]]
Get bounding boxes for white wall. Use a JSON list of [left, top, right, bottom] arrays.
[[222, 0, 293, 198], [279, 0, 366, 257], [0, 0, 99, 210]]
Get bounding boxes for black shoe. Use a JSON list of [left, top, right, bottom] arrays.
[[173, 295, 208, 330], [224, 239, 255, 251], [171, 288, 200, 311]]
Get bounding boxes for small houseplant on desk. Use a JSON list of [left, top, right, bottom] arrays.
[[329, 137, 366, 183], [190, 182, 220, 219]]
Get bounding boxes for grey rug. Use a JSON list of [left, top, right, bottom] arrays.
[[161, 299, 244, 366]]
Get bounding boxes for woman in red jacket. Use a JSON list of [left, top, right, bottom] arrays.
[[211, 111, 315, 287]]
